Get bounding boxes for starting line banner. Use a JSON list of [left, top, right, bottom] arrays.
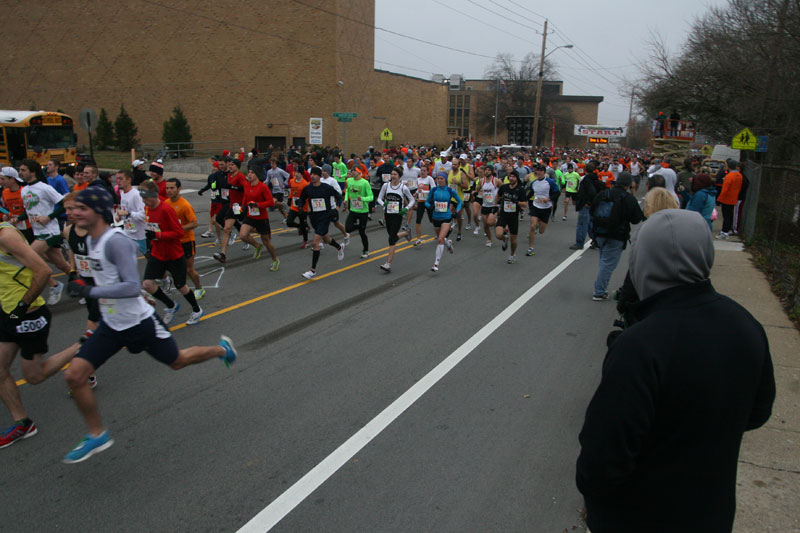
[[573, 125, 627, 138]]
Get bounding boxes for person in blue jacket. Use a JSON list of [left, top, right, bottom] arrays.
[[425, 172, 462, 272], [686, 172, 717, 230]]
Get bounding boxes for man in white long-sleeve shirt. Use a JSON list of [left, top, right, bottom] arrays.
[[115, 170, 147, 255]]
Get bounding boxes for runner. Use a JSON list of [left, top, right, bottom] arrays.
[[331, 153, 349, 192], [525, 165, 559, 256], [213, 158, 247, 263], [343, 167, 373, 258], [114, 170, 147, 255], [139, 180, 204, 326], [471, 165, 485, 236], [0, 219, 81, 448], [562, 164, 580, 221], [321, 164, 349, 244], [286, 167, 310, 248], [148, 161, 168, 200], [447, 154, 472, 241], [240, 168, 280, 271], [198, 161, 226, 240], [62, 192, 101, 337], [412, 165, 436, 245], [265, 158, 290, 221], [496, 170, 529, 264], [0, 167, 34, 244], [61, 187, 237, 463], [400, 157, 420, 233], [14, 160, 69, 305], [165, 178, 205, 299], [478, 165, 503, 246], [376, 167, 415, 272], [424, 172, 461, 272], [298, 167, 344, 280]]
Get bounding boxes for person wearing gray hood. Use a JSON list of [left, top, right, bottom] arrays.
[[576, 209, 775, 533]]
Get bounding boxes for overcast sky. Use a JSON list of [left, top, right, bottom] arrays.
[[375, 0, 726, 126]]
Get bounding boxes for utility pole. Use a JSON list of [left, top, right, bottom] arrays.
[[626, 87, 635, 148], [532, 19, 548, 149], [494, 78, 499, 144]]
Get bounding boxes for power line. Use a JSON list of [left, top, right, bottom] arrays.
[[433, 0, 538, 47], [486, 0, 545, 29]]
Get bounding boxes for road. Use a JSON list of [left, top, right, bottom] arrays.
[[3, 187, 629, 532]]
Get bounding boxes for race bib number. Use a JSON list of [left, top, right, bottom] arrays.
[[248, 205, 260, 217], [311, 198, 326, 212], [434, 201, 448, 213], [123, 219, 136, 232], [292, 197, 301, 208], [232, 203, 242, 215], [221, 189, 229, 199], [210, 189, 219, 199], [503, 200, 516, 213], [534, 195, 549, 207], [463, 192, 471, 202], [74, 254, 93, 277], [386, 200, 400, 214], [382, 173, 391, 183], [271, 177, 280, 187], [145, 222, 160, 232], [484, 193, 495, 204], [16, 315, 48, 334], [418, 189, 429, 201], [350, 198, 364, 210]]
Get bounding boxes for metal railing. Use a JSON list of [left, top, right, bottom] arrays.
[[137, 140, 246, 162]]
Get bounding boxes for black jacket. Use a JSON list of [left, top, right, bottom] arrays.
[[577, 280, 775, 533], [575, 171, 599, 211], [589, 185, 644, 242]]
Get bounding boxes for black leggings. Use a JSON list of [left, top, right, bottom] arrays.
[[286, 210, 309, 241], [721, 203, 734, 233], [384, 214, 403, 245], [345, 211, 369, 252], [416, 204, 433, 225], [550, 192, 560, 218]]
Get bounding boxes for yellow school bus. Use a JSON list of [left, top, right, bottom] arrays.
[[0, 110, 78, 168]]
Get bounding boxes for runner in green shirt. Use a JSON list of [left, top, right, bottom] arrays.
[[562, 164, 581, 221], [331, 154, 349, 190], [343, 168, 374, 258]]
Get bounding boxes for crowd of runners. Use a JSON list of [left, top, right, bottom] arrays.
[[0, 141, 748, 462]]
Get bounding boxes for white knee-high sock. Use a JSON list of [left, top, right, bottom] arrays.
[[435, 244, 444, 263]]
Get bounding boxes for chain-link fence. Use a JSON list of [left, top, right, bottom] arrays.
[[745, 161, 800, 321]]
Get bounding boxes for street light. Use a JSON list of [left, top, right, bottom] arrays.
[[533, 21, 573, 148]]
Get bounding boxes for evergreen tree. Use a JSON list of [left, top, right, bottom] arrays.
[[162, 105, 192, 155], [95, 107, 115, 150], [114, 105, 139, 151]]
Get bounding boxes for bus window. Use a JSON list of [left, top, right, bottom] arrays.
[[27, 125, 74, 150]]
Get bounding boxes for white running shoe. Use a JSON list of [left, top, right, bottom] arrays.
[[228, 232, 237, 245], [465, 223, 471, 230], [379, 262, 391, 272], [360, 251, 369, 258], [337, 245, 344, 261], [163, 303, 180, 325], [485, 241, 493, 247], [200, 230, 214, 238], [473, 227, 480, 235], [507, 255, 516, 264], [431, 263, 439, 272], [47, 281, 64, 306], [343, 233, 350, 246], [414, 239, 422, 246], [302, 270, 316, 280], [446, 239, 454, 254], [186, 307, 204, 326], [242, 243, 251, 251]]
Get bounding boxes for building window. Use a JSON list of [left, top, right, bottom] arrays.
[[457, 95, 463, 107], [450, 95, 455, 107], [464, 95, 470, 108]]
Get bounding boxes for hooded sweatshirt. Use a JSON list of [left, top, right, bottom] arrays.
[[577, 208, 775, 533]]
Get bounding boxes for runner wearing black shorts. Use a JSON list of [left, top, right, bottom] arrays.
[[495, 171, 528, 263]]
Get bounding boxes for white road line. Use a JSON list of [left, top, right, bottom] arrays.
[[236, 244, 589, 532]]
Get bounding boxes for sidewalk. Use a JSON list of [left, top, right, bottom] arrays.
[[710, 239, 800, 532]]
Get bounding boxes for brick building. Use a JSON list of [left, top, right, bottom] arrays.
[[0, 1, 601, 154]]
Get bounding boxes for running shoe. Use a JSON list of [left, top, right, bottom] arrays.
[[319, 243, 324, 250], [88, 374, 98, 389], [569, 244, 583, 250], [242, 243, 251, 251], [214, 238, 220, 246], [485, 241, 493, 247], [465, 223, 471, 230], [142, 290, 157, 307], [228, 232, 237, 245], [360, 251, 369, 258], [473, 227, 480, 235], [562, 216, 567, 221], [78, 297, 86, 305], [431, 263, 439, 272], [446, 239, 454, 254], [269, 259, 280, 272], [194, 288, 206, 300], [63, 430, 113, 463], [592, 293, 610, 301], [200, 230, 214, 238], [213, 252, 226, 263], [402, 223, 410, 232], [379, 262, 391, 272], [343, 233, 351, 246], [300, 240, 309, 249], [414, 239, 422, 246], [501, 237, 508, 251], [163, 303, 180, 325], [405, 232, 412, 242], [186, 307, 204, 326], [253, 243, 264, 259], [337, 245, 345, 261], [47, 281, 64, 306], [507, 255, 516, 264], [378, 219, 385, 227], [218, 335, 237, 368], [302, 270, 316, 280], [526, 248, 535, 256], [164, 276, 173, 293], [0, 420, 37, 448], [716, 232, 729, 240], [456, 233, 462, 242]]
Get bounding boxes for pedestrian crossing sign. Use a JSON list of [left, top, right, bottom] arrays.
[[731, 127, 757, 150], [380, 128, 393, 141]]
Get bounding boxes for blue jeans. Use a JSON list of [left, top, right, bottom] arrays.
[[594, 237, 625, 296], [575, 206, 592, 246]]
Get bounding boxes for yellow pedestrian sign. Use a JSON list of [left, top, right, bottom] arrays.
[[701, 145, 713, 156], [380, 128, 393, 141], [731, 127, 757, 150]]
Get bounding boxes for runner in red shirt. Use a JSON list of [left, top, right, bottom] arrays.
[[240, 168, 280, 271], [148, 161, 168, 199], [139, 180, 203, 326], [213, 158, 247, 263]]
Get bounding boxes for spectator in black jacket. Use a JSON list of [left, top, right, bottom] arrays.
[[577, 209, 775, 533], [570, 163, 599, 249]]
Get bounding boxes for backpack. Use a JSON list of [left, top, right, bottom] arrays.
[[592, 190, 623, 235]]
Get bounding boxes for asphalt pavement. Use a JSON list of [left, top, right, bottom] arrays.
[[2, 177, 796, 532]]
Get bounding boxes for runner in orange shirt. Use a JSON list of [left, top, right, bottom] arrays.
[[286, 168, 310, 248], [165, 178, 204, 300]]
